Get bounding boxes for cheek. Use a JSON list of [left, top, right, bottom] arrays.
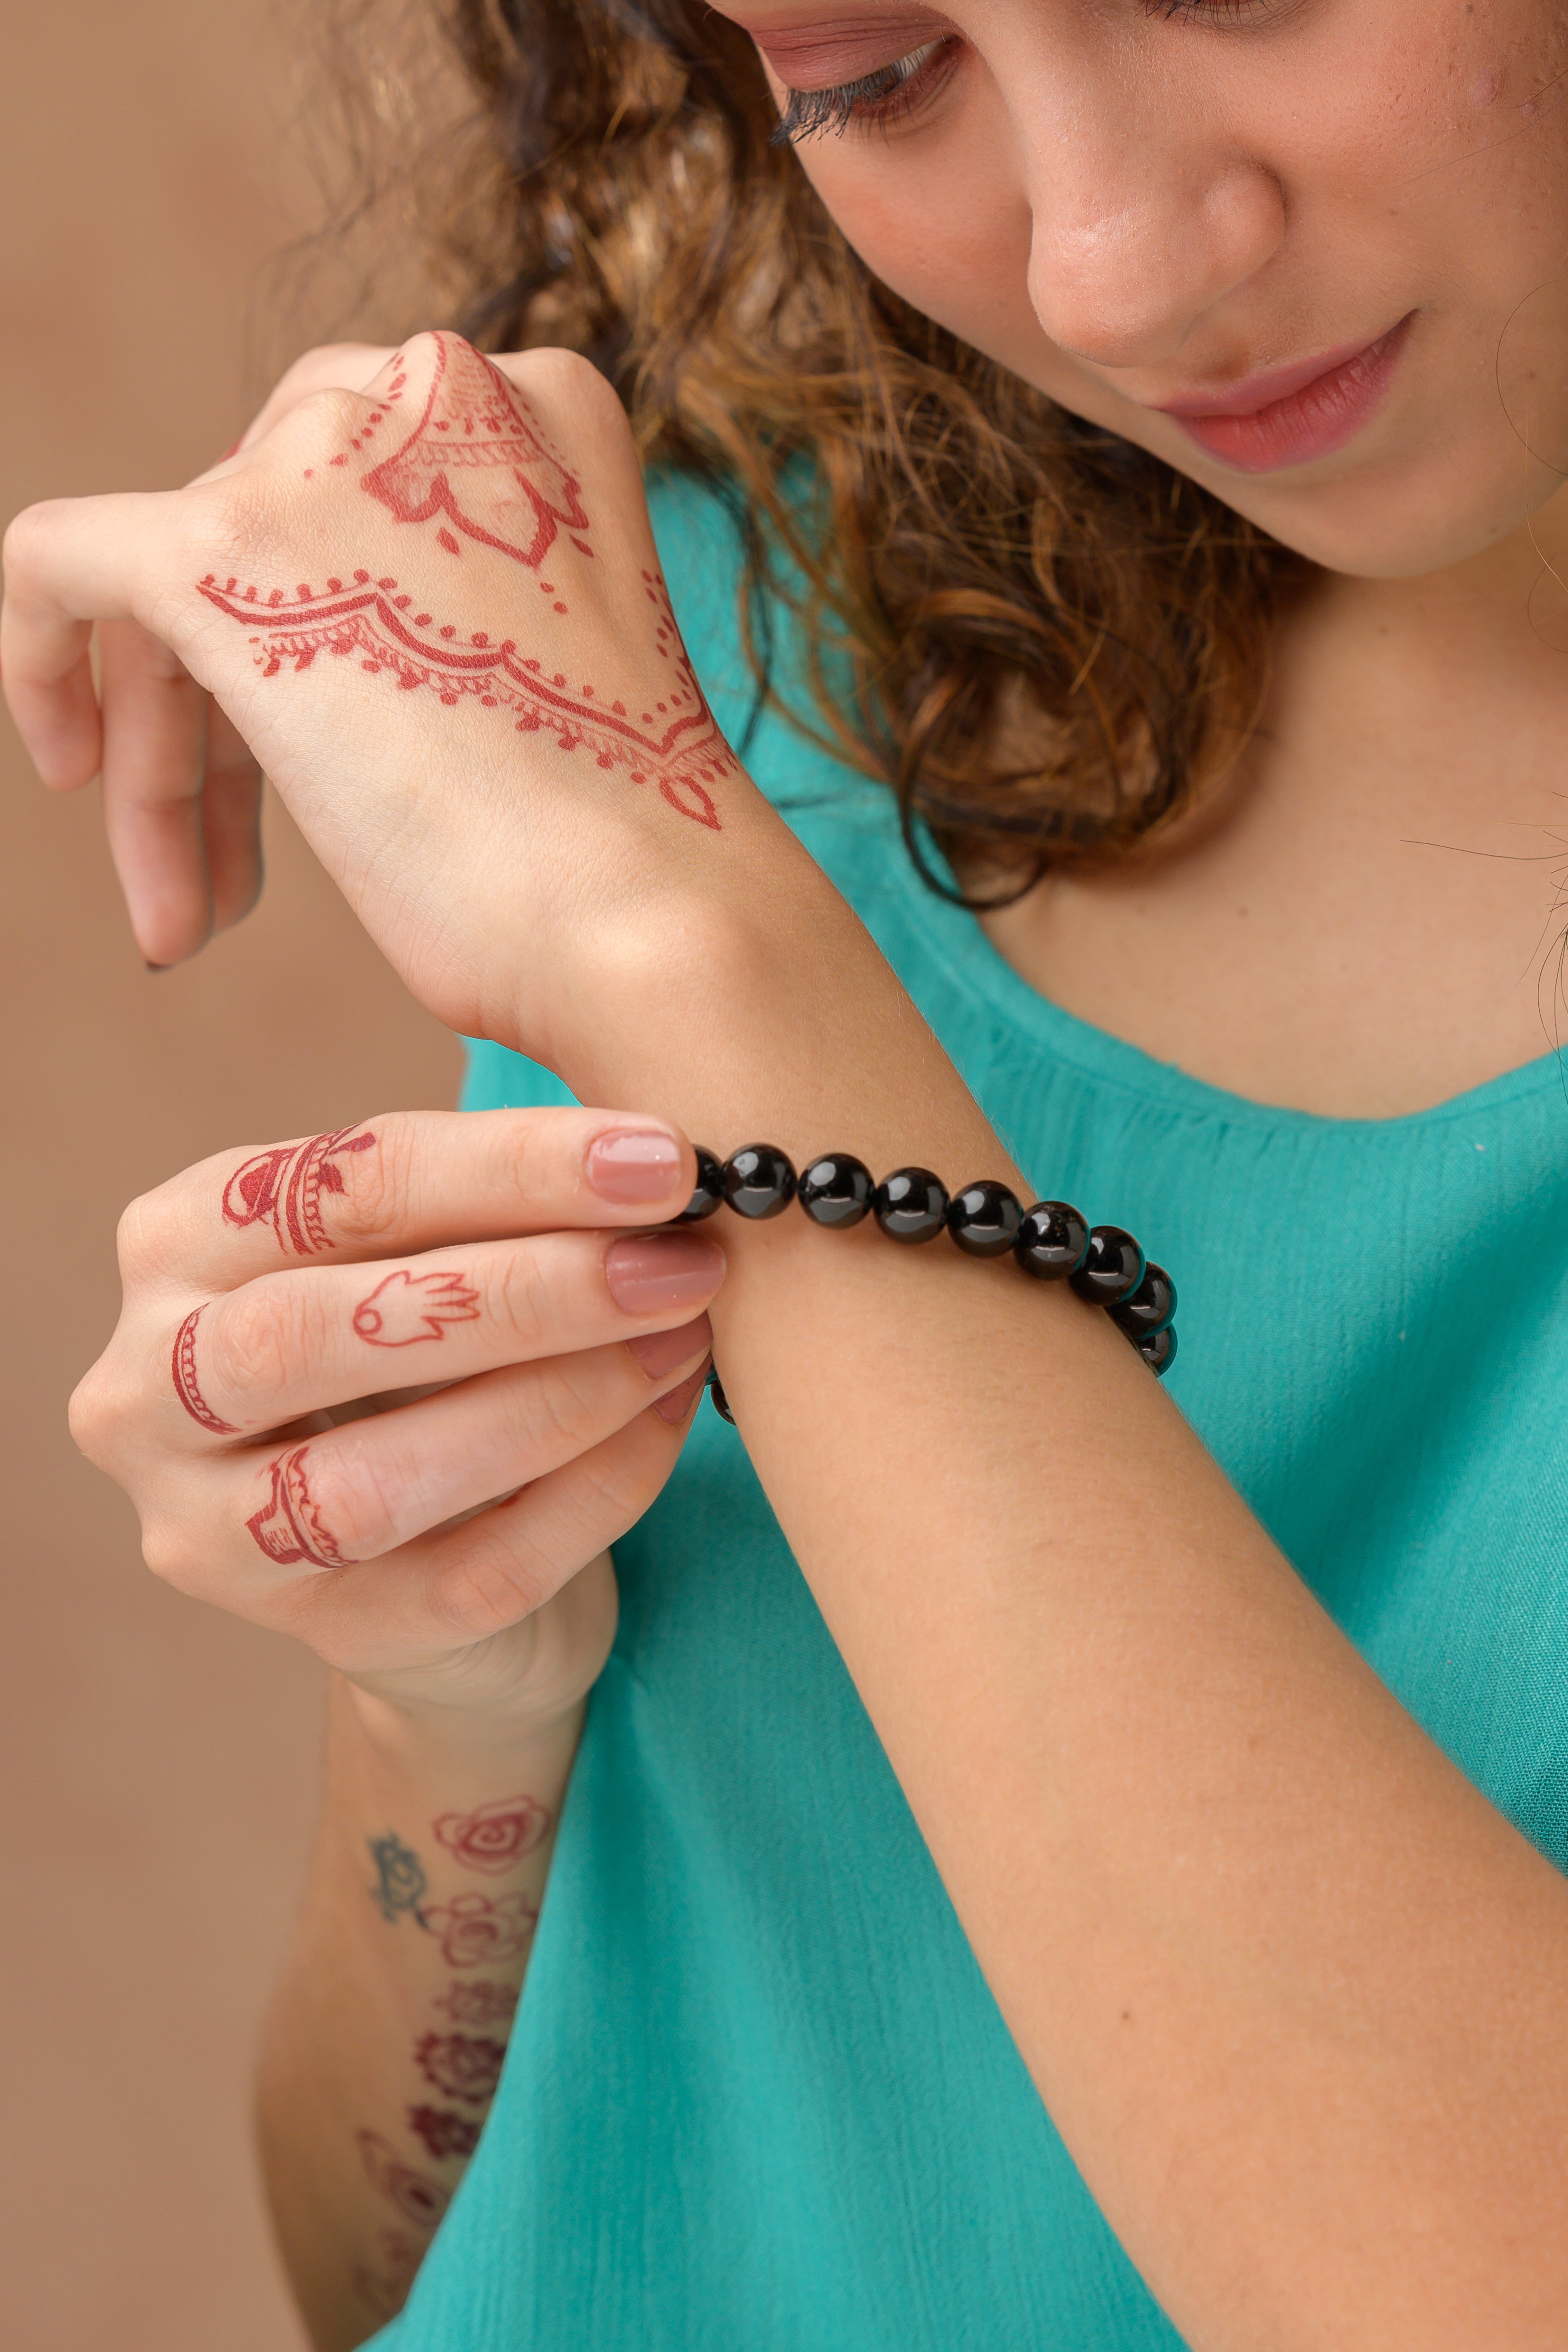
[[794, 145, 1038, 364]]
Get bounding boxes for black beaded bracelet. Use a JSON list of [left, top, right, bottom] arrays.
[[681, 1144, 1177, 1424]]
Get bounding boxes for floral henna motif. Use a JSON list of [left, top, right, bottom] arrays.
[[196, 565, 731, 828], [170, 1305, 237, 1436], [433, 1978, 519, 2026], [246, 1444, 347, 1568], [413, 2031, 508, 2107], [356, 2129, 451, 2229], [422, 1890, 538, 1970], [367, 1832, 428, 1926], [221, 1126, 377, 1254], [432, 1791, 551, 1873], [353, 1268, 482, 1346], [354, 2227, 425, 2319], [407, 2104, 482, 2162], [354, 334, 591, 571]]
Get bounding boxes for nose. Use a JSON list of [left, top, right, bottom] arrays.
[[1022, 107, 1285, 371]]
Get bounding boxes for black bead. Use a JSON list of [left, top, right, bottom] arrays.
[[1109, 1263, 1176, 1340], [723, 1143, 796, 1220], [706, 1364, 735, 1422], [1135, 1325, 1178, 1378], [798, 1153, 873, 1228], [946, 1180, 1023, 1258], [1013, 1201, 1089, 1281], [680, 1145, 726, 1222], [872, 1166, 949, 1244], [1068, 1225, 1146, 1307]]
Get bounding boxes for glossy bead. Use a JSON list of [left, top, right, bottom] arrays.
[[681, 1145, 726, 1222], [946, 1180, 1023, 1258], [706, 1364, 735, 1422], [798, 1152, 873, 1228], [1068, 1225, 1145, 1307], [873, 1166, 949, 1243], [1135, 1325, 1178, 1378], [723, 1143, 796, 1220], [1109, 1263, 1176, 1340], [1013, 1201, 1089, 1281]]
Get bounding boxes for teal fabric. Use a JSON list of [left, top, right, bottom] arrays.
[[368, 474, 1568, 2350]]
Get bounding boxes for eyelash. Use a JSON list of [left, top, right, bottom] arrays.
[[770, 38, 958, 147]]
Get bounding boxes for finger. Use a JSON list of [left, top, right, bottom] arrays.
[[232, 1309, 712, 1569], [227, 344, 398, 462], [171, 1226, 725, 1439], [1, 492, 163, 790], [202, 699, 264, 933], [273, 1385, 707, 1668], [124, 1106, 706, 1293], [98, 618, 214, 965]]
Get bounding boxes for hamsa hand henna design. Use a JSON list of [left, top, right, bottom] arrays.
[[197, 332, 733, 828]]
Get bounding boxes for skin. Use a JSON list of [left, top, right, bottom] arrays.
[[8, 2, 1568, 2344]]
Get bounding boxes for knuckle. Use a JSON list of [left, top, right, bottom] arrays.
[[209, 1285, 301, 1406], [512, 1359, 603, 1460], [67, 1356, 132, 1465], [140, 1516, 207, 1596], [494, 1248, 561, 1353], [116, 1189, 175, 1287], [2, 498, 64, 586], [328, 1118, 409, 1247]]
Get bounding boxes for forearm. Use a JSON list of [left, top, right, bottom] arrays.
[[549, 819, 1568, 2348], [258, 1677, 583, 2351]]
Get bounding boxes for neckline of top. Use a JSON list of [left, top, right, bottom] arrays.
[[867, 815, 1568, 1141]]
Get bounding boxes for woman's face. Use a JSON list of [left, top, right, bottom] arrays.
[[714, 0, 1568, 580]]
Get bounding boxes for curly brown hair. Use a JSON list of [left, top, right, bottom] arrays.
[[307, 0, 1304, 899]]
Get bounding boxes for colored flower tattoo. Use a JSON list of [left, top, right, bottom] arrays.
[[432, 1791, 552, 1874]]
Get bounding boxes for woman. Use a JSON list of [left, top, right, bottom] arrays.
[[7, 0, 1568, 2344]]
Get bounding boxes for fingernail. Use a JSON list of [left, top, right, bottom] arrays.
[[627, 1313, 713, 1381], [604, 1233, 725, 1315], [654, 1359, 712, 1424], [587, 1127, 684, 1205]]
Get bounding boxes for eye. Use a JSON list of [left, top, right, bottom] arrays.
[[770, 37, 961, 147]]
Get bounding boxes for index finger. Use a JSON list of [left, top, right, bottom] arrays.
[[120, 1106, 702, 1295]]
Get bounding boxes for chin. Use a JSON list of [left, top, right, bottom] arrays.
[[1216, 436, 1543, 582]]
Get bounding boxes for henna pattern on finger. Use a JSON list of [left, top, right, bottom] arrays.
[[422, 1890, 538, 1970], [368, 1832, 429, 1926], [356, 2130, 451, 2228], [413, 2031, 508, 2108], [358, 335, 590, 571], [197, 565, 731, 828], [170, 1305, 238, 1435], [432, 1977, 518, 2025], [353, 1268, 482, 1346], [407, 2104, 482, 2162], [247, 1444, 347, 1568], [432, 1791, 551, 1873], [222, 1126, 377, 1254]]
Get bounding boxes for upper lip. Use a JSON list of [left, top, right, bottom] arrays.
[[1150, 330, 1399, 420]]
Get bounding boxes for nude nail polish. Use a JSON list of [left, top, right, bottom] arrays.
[[627, 1315, 713, 1380], [587, 1127, 684, 1204], [604, 1233, 725, 1315]]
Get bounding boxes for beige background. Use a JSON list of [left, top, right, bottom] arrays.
[[0, 5, 460, 2344]]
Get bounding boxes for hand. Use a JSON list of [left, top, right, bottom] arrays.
[[0, 332, 757, 1062], [70, 1105, 723, 1734]]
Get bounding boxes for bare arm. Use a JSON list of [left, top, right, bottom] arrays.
[[259, 1679, 586, 2350]]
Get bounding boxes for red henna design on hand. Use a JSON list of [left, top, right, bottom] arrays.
[[413, 2030, 508, 2108], [432, 1792, 551, 1873], [196, 567, 731, 828], [407, 2104, 482, 2162], [422, 1890, 537, 1970], [222, 1126, 377, 1254], [432, 1978, 519, 2025], [358, 335, 590, 571], [355, 2129, 451, 2229], [247, 1444, 347, 1568], [353, 1268, 482, 1346], [171, 1305, 238, 1435]]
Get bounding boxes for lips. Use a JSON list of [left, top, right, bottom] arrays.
[[1154, 317, 1412, 474]]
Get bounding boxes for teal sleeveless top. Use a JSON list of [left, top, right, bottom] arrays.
[[368, 474, 1568, 2351]]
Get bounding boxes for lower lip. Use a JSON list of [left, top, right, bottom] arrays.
[[1161, 319, 1411, 475]]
